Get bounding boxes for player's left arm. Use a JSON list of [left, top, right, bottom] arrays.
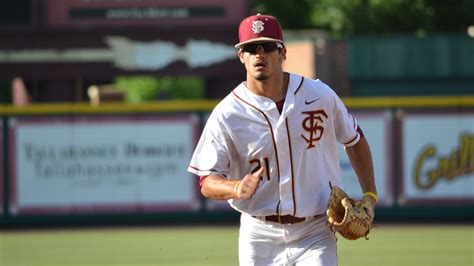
[[328, 86, 377, 205], [345, 135, 377, 206]]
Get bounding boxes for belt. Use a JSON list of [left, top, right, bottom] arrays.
[[253, 214, 322, 225]]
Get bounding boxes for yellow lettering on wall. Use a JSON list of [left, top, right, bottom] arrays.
[[414, 146, 437, 189], [413, 134, 474, 190]]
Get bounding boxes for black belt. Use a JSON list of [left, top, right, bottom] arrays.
[[253, 214, 323, 225]]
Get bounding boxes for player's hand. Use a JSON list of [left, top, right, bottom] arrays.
[[362, 195, 377, 209], [361, 196, 376, 222], [234, 167, 264, 199]]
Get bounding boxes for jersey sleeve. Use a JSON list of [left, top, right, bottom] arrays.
[[330, 90, 360, 147], [187, 112, 230, 178]]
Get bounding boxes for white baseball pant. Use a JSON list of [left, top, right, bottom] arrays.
[[238, 213, 338, 266]]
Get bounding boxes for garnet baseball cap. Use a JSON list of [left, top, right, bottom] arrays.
[[235, 13, 284, 48]]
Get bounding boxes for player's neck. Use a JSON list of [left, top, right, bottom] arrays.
[[246, 72, 289, 102]]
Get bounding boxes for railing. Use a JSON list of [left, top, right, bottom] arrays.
[[1, 95, 473, 227]]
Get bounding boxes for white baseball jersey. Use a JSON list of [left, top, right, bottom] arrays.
[[188, 73, 360, 217]]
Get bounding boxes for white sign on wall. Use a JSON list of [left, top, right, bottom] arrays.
[[401, 112, 474, 205], [9, 115, 200, 215], [337, 110, 394, 206]]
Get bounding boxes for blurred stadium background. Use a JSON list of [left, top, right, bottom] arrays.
[[0, 0, 473, 265]]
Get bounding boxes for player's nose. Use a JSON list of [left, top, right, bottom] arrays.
[[255, 45, 266, 55]]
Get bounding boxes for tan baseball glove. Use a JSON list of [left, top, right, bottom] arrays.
[[326, 184, 375, 240]]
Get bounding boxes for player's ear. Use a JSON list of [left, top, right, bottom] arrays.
[[279, 47, 287, 61], [237, 50, 245, 64]]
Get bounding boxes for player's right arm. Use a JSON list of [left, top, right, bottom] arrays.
[[201, 167, 264, 200]]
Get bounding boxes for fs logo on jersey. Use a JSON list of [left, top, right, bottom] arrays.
[[252, 21, 265, 34], [301, 110, 328, 149]]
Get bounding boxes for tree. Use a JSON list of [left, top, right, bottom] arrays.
[[252, 0, 316, 29], [311, 0, 432, 36], [252, 0, 474, 36], [426, 0, 474, 33]]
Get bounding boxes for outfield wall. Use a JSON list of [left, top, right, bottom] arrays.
[[1, 96, 473, 227]]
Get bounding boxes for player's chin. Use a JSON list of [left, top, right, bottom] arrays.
[[254, 73, 269, 81]]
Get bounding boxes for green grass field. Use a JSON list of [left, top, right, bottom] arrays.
[[0, 225, 472, 266]]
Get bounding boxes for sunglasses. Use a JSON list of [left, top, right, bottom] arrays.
[[241, 42, 283, 54]]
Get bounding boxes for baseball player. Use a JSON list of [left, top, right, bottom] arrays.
[[188, 14, 377, 266]]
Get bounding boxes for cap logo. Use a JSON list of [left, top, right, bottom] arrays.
[[252, 20, 264, 34]]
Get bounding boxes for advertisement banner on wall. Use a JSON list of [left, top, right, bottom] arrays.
[[338, 110, 394, 207], [46, 0, 248, 27], [206, 110, 395, 211], [9, 115, 200, 215], [401, 111, 474, 205]]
